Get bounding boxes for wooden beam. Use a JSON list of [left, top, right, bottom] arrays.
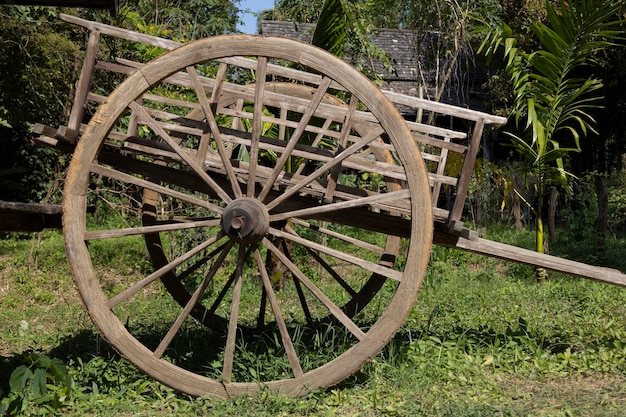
[[434, 225, 626, 288], [0, 200, 62, 231]]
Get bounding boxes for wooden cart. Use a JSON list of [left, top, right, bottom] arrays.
[[16, 14, 625, 398]]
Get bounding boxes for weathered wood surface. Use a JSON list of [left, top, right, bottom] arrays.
[[55, 12, 504, 230], [434, 225, 626, 288], [0, 200, 62, 231], [60, 34, 434, 398]]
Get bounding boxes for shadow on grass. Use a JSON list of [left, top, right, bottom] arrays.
[[0, 317, 375, 394]]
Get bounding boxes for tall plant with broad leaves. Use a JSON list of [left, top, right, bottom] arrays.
[[310, 0, 347, 58], [478, 0, 624, 262]]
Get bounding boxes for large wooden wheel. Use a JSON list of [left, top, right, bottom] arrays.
[[63, 35, 433, 398], [144, 82, 404, 326]]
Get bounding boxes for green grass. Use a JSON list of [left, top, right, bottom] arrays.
[[1, 227, 625, 416]]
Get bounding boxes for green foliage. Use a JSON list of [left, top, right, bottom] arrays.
[[607, 180, 626, 233], [0, 9, 80, 202], [311, 0, 347, 58], [477, 0, 624, 252], [478, 0, 624, 189], [481, 0, 624, 162], [115, 0, 242, 41], [0, 354, 72, 416], [560, 173, 600, 239], [0, 1, 243, 203]]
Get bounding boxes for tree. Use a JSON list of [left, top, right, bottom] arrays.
[[0, 1, 244, 203], [127, 0, 242, 40], [365, 0, 502, 110], [478, 0, 624, 269], [0, 7, 80, 202]]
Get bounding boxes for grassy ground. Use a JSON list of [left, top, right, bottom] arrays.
[[1, 227, 625, 416]]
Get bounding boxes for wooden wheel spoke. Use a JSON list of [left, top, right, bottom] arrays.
[[91, 164, 224, 214], [186, 64, 243, 199], [222, 245, 247, 382], [84, 218, 220, 240], [153, 241, 235, 358], [205, 245, 254, 317], [257, 287, 268, 328], [278, 238, 313, 324], [263, 237, 366, 341], [292, 273, 314, 325], [284, 223, 358, 297], [305, 248, 358, 298], [269, 189, 410, 223], [253, 249, 304, 378], [265, 126, 386, 211], [293, 117, 334, 177], [290, 218, 384, 255], [106, 231, 225, 309], [128, 101, 233, 203], [247, 57, 268, 198], [258, 76, 334, 202], [324, 96, 359, 202], [63, 34, 433, 398], [269, 227, 403, 282], [175, 239, 232, 283]]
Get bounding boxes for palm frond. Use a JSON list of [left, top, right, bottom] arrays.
[[311, 0, 348, 58]]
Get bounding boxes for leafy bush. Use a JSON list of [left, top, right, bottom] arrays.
[[0, 354, 72, 416], [559, 173, 599, 239]]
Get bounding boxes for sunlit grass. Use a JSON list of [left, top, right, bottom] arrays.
[[1, 226, 625, 416]]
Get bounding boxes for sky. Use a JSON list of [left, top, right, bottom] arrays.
[[237, 0, 276, 34]]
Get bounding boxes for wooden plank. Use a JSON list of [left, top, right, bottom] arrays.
[[413, 132, 467, 154], [107, 58, 474, 149], [436, 232, 626, 288], [431, 136, 451, 203], [61, 13, 180, 50], [405, 120, 466, 140], [383, 89, 508, 126], [0, 200, 62, 215], [62, 14, 507, 134]]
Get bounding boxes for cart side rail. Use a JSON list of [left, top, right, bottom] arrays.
[[35, 14, 507, 230]]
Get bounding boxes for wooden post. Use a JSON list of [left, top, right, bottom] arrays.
[[65, 30, 101, 143], [447, 118, 485, 232]]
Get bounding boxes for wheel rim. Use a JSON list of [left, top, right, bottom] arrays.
[[63, 35, 432, 398]]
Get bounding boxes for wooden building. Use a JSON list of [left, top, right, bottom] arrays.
[[260, 20, 491, 118]]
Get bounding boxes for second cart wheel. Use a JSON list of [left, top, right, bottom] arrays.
[[63, 35, 432, 398]]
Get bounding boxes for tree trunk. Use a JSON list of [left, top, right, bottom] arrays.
[[536, 218, 547, 283], [595, 174, 608, 261], [513, 192, 522, 230], [548, 186, 558, 243]]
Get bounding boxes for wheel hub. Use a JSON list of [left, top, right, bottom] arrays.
[[221, 197, 269, 243]]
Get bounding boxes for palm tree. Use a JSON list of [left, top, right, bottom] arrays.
[[478, 0, 623, 277]]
